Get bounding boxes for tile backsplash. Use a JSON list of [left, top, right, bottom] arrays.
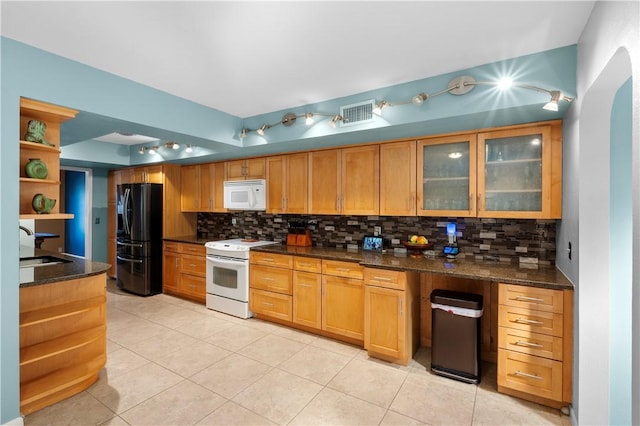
[[198, 213, 557, 266]]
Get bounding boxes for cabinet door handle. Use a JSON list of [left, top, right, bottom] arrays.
[[336, 268, 351, 272], [469, 194, 474, 214], [373, 276, 392, 281], [262, 258, 275, 263], [300, 283, 313, 288], [262, 302, 274, 307], [335, 197, 339, 211], [398, 299, 403, 317], [175, 259, 179, 267], [477, 194, 482, 211], [513, 296, 545, 303], [514, 318, 544, 325], [514, 370, 543, 380], [513, 340, 544, 348]]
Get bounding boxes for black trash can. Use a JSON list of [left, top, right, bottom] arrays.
[[430, 289, 483, 384]]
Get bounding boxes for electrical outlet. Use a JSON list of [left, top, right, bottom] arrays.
[[94, 217, 100, 224], [373, 226, 381, 236], [232, 218, 237, 225]]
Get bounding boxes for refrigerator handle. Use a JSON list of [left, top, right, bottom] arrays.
[[117, 255, 143, 264], [117, 241, 143, 248], [123, 187, 131, 236]]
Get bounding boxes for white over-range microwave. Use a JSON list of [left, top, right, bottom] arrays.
[[223, 179, 267, 210]]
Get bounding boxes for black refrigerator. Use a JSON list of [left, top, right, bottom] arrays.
[[116, 183, 163, 296]]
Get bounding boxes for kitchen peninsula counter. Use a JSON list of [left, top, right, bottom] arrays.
[[19, 247, 111, 287], [250, 244, 573, 290]]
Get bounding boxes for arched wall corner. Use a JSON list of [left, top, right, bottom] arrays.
[[577, 47, 633, 425]]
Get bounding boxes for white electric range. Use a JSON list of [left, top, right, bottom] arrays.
[[204, 238, 278, 318]]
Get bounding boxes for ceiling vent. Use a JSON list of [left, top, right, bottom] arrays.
[[339, 100, 375, 127]]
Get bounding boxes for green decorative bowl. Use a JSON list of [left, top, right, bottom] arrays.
[[25, 158, 48, 179], [32, 193, 56, 214]]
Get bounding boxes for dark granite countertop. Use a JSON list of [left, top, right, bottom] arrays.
[[19, 247, 111, 288], [163, 235, 211, 245], [251, 244, 574, 290]]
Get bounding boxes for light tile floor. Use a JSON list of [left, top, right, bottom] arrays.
[[25, 280, 571, 425]]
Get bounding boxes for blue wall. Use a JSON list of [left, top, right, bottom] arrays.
[[609, 77, 633, 425], [0, 36, 577, 422]]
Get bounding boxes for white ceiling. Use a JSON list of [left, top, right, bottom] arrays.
[[1, 1, 594, 118]]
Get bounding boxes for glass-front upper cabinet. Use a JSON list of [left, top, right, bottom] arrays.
[[417, 135, 477, 217], [477, 125, 556, 218]]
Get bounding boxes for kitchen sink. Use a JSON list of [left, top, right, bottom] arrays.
[[19, 255, 72, 268]]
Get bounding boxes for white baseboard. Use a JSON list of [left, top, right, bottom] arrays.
[[3, 415, 24, 426]]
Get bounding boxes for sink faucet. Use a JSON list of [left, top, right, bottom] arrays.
[[20, 225, 34, 236]]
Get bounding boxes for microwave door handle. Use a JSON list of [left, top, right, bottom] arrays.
[[248, 188, 256, 208]]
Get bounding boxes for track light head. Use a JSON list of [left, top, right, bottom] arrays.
[[138, 147, 145, 155], [185, 145, 193, 153], [148, 147, 157, 155], [256, 124, 269, 136], [305, 113, 314, 125], [240, 129, 248, 138], [543, 90, 562, 111], [412, 93, 429, 105], [373, 101, 388, 115], [329, 114, 342, 128]]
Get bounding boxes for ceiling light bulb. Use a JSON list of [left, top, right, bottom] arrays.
[[543, 90, 562, 111], [497, 77, 513, 90], [148, 147, 157, 155], [329, 115, 342, 128], [305, 113, 314, 125], [240, 129, 247, 138], [185, 145, 193, 153], [412, 93, 429, 105], [171, 142, 180, 150], [256, 124, 268, 136], [138, 147, 145, 155]]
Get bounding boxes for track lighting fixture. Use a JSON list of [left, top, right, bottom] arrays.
[[237, 75, 572, 137], [185, 145, 193, 153], [137, 141, 194, 155]]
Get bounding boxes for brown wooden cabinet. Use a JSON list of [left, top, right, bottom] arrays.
[[308, 146, 379, 215], [162, 241, 206, 303], [292, 257, 323, 329], [364, 268, 420, 365], [130, 165, 163, 184], [380, 141, 417, 216], [266, 152, 308, 214], [181, 162, 225, 212], [417, 121, 562, 219], [19, 98, 78, 219], [226, 158, 265, 180], [321, 260, 364, 340], [249, 253, 293, 321], [497, 283, 573, 408], [19, 273, 107, 415]]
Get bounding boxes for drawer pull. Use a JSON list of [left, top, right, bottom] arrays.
[[514, 340, 544, 348], [188, 263, 196, 268], [298, 262, 312, 267], [262, 258, 275, 262], [299, 284, 313, 288], [513, 296, 545, 303], [262, 302, 274, 307], [514, 318, 544, 325], [373, 276, 392, 281], [514, 370, 543, 380], [336, 268, 351, 272], [262, 277, 275, 281], [188, 284, 196, 288]]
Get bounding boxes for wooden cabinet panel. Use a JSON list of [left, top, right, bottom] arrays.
[[498, 326, 563, 361], [251, 252, 293, 269], [308, 149, 341, 214], [364, 285, 405, 360], [322, 275, 364, 340], [322, 260, 364, 279], [131, 166, 162, 184], [266, 156, 286, 213], [162, 249, 180, 294], [250, 265, 293, 295], [293, 256, 322, 273], [267, 153, 309, 214], [499, 284, 563, 313], [498, 349, 563, 402], [363, 268, 406, 290], [341, 145, 379, 215], [498, 305, 563, 337], [250, 288, 292, 322], [181, 163, 224, 212], [162, 242, 204, 302], [179, 274, 206, 299], [226, 158, 265, 180], [293, 270, 322, 329], [180, 253, 206, 276], [180, 165, 199, 211], [380, 141, 417, 216], [179, 243, 205, 256]]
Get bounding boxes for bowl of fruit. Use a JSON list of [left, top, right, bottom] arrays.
[[402, 235, 432, 254]]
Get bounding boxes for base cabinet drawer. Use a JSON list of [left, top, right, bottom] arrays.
[[498, 305, 563, 337], [498, 327, 563, 361], [250, 265, 293, 295], [498, 349, 563, 402], [250, 288, 292, 322], [179, 274, 206, 299]]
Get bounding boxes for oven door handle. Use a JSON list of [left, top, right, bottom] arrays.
[[207, 256, 247, 267]]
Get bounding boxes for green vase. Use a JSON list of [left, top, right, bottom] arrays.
[[25, 158, 48, 179], [32, 193, 56, 214]]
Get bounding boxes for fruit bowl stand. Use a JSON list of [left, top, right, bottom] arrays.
[[402, 241, 433, 256]]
